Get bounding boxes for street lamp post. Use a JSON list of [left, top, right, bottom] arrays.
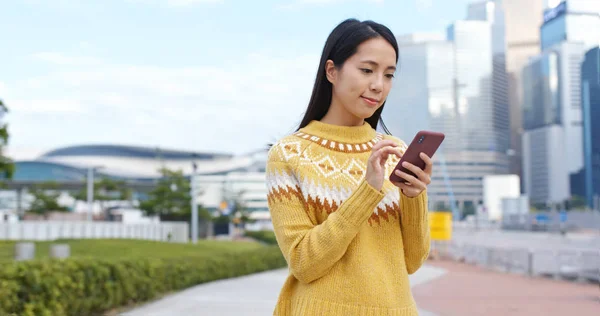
[[191, 160, 198, 244], [87, 168, 94, 221], [86, 166, 104, 222]]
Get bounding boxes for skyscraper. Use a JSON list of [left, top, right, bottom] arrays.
[[581, 47, 600, 208], [521, 0, 600, 205], [384, 18, 511, 218], [382, 33, 460, 211], [541, 0, 600, 51], [467, 0, 546, 192]]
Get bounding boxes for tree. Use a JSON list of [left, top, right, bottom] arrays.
[[72, 177, 133, 215], [566, 195, 586, 211], [140, 167, 210, 220], [0, 98, 15, 179], [229, 190, 255, 227], [27, 182, 69, 217]]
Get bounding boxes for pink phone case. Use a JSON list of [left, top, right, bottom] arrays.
[[389, 130, 445, 183]]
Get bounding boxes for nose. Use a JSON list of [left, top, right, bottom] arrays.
[[370, 74, 383, 92]]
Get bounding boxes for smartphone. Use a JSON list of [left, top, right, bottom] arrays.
[[389, 130, 445, 183]]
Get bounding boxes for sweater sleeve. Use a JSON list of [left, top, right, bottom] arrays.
[[399, 189, 431, 274], [266, 158, 385, 284]]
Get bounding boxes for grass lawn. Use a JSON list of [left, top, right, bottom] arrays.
[[0, 239, 263, 262]]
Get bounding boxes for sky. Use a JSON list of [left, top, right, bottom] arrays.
[[1, 0, 473, 159]]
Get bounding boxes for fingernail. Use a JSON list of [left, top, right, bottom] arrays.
[[402, 162, 408, 167]]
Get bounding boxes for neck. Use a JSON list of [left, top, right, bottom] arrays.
[[320, 99, 364, 127], [300, 119, 376, 144]]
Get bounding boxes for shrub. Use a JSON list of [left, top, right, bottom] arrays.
[[244, 230, 278, 245], [0, 244, 286, 316]]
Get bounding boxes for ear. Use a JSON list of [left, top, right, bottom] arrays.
[[325, 60, 337, 85]]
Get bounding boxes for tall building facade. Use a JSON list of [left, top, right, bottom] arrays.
[[521, 44, 587, 203], [467, 0, 546, 192], [541, 0, 600, 51], [384, 19, 510, 217], [383, 33, 460, 210], [503, 0, 545, 187], [581, 47, 600, 208], [521, 0, 599, 204]]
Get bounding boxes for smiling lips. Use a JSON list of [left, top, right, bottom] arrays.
[[361, 96, 379, 107]]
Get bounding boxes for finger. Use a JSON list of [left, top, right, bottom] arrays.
[[394, 169, 426, 190], [393, 181, 410, 191], [420, 152, 433, 175], [371, 139, 397, 152], [393, 182, 417, 195], [381, 146, 403, 159], [371, 146, 401, 165], [401, 161, 431, 185]]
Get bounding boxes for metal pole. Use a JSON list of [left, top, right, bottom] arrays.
[[87, 168, 94, 222], [191, 162, 198, 244]]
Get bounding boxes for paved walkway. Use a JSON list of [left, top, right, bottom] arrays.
[[121, 265, 446, 316], [412, 259, 600, 316]]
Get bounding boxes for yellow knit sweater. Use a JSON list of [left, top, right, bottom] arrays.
[[266, 120, 431, 316]]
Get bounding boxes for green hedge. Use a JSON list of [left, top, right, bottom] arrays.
[[244, 230, 278, 245], [0, 245, 286, 316]]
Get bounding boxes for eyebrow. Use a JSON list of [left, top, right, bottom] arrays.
[[361, 60, 396, 71]]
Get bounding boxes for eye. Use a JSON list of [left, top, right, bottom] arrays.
[[360, 68, 373, 74], [385, 74, 395, 79]]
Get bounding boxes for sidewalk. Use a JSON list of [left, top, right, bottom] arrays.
[[120, 266, 446, 316], [412, 259, 600, 316]]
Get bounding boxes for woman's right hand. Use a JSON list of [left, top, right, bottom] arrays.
[[366, 139, 403, 191]]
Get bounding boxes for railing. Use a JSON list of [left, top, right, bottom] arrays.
[[431, 241, 600, 283], [0, 221, 189, 243]]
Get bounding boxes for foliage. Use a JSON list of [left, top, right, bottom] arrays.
[[27, 182, 69, 215], [244, 230, 278, 245], [72, 177, 133, 206], [0, 98, 14, 179], [461, 202, 476, 219], [566, 195, 586, 210], [0, 239, 286, 316], [139, 168, 210, 221]]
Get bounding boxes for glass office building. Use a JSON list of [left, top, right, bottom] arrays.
[[582, 47, 600, 208], [522, 52, 561, 130], [384, 21, 511, 214], [447, 20, 510, 155], [521, 41, 587, 203], [541, 0, 600, 51]]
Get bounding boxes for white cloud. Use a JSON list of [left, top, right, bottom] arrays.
[[0, 82, 7, 98], [6, 52, 320, 155], [8, 99, 85, 114], [31, 52, 102, 66]]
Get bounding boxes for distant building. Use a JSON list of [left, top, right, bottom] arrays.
[[541, 0, 600, 52], [467, 0, 546, 193], [3, 144, 269, 217], [582, 47, 600, 208], [521, 0, 600, 205], [383, 17, 510, 217], [521, 42, 587, 203]]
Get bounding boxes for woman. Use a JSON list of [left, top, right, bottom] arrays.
[[266, 18, 433, 315]]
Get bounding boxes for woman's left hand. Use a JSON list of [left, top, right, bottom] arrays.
[[391, 152, 433, 197]]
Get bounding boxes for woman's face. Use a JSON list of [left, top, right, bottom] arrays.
[[326, 37, 397, 124]]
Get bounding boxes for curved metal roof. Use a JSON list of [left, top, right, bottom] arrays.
[[40, 145, 232, 160]]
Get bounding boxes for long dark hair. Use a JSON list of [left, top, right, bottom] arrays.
[[297, 18, 399, 134]]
